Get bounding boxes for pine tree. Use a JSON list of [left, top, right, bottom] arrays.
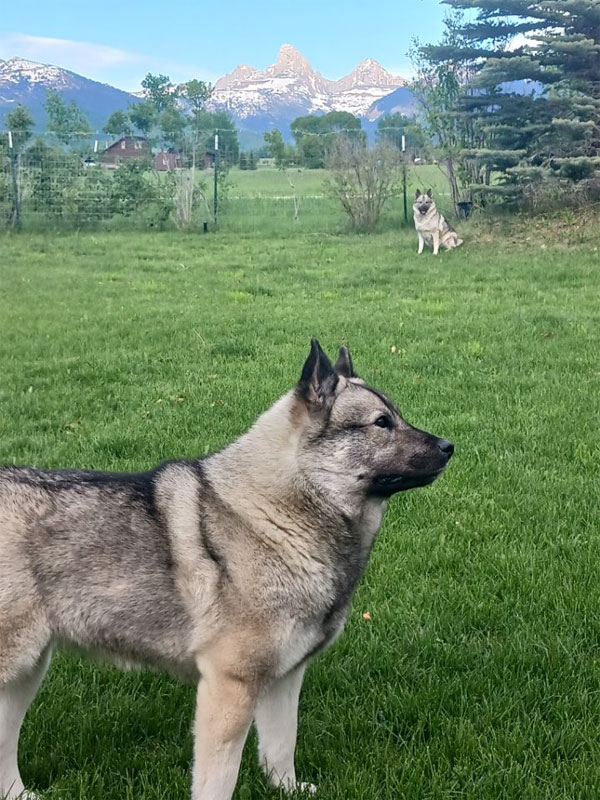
[[420, 1, 600, 201]]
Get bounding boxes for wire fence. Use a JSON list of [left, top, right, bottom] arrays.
[[0, 130, 446, 234]]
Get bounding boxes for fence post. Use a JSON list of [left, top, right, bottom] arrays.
[[401, 134, 408, 224], [8, 132, 22, 231], [213, 131, 219, 227]]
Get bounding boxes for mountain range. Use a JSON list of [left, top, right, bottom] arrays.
[[209, 44, 415, 135], [0, 45, 417, 141]]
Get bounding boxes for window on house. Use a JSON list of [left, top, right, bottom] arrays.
[[121, 140, 126, 149]]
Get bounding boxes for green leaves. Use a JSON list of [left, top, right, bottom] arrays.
[[45, 90, 92, 144]]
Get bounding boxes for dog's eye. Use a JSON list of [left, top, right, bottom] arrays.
[[374, 415, 392, 429]]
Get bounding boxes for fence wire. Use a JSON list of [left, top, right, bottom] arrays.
[[0, 130, 435, 234]]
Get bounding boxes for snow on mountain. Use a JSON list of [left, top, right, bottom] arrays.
[[210, 45, 408, 134], [0, 57, 139, 130], [0, 46, 412, 137]]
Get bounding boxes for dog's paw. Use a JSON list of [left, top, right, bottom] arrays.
[[292, 783, 317, 795]]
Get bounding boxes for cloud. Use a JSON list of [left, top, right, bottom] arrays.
[[0, 32, 219, 91], [0, 33, 142, 71]]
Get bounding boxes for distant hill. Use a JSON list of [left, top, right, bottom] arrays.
[[0, 57, 140, 131]]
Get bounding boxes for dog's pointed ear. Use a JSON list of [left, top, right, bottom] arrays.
[[415, 189, 421, 199], [298, 339, 338, 408], [334, 346, 355, 379], [427, 188, 433, 198]]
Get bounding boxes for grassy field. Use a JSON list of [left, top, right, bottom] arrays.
[[1, 220, 599, 799], [227, 164, 449, 198], [219, 164, 451, 235], [1, 162, 451, 235]]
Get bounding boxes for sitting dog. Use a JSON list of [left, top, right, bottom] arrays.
[[413, 189, 463, 255]]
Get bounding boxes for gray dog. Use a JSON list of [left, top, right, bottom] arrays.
[[413, 189, 464, 255], [0, 340, 453, 800]]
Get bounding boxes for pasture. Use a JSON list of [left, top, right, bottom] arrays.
[[1, 220, 599, 799], [220, 164, 450, 235]]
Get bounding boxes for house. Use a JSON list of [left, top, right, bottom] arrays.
[[156, 151, 215, 170], [101, 136, 150, 167], [154, 151, 181, 171]]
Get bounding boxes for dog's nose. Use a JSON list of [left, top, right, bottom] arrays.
[[438, 439, 454, 459]]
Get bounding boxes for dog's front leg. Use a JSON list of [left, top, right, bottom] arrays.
[[417, 233, 424, 255], [192, 662, 257, 800], [254, 666, 315, 794], [432, 230, 440, 255]]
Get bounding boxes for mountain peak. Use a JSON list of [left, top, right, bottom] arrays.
[[272, 43, 315, 75], [209, 44, 410, 124], [5, 56, 41, 68], [0, 57, 78, 90], [337, 59, 404, 90]]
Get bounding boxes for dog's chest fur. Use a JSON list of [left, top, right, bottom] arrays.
[[413, 205, 442, 233]]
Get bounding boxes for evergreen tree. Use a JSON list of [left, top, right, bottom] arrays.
[[420, 1, 600, 201]]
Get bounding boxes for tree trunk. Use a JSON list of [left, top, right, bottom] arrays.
[[446, 157, 459, 216]]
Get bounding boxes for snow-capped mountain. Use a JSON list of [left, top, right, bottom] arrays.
[[0, 57, 139, 130], [0, 47, 413, 137], [210, 44, 410, 134]]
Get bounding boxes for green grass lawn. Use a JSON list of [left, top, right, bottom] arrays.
[[227, 164, 448, 199], [2, 162, 451, 236], [218, 164, 452, 236], [1, 222, 599, 799]]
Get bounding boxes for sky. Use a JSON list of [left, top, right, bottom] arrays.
[[0, 0, 448, 91]]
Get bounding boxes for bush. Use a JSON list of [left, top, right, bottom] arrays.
[[324, 139, 403, 230]]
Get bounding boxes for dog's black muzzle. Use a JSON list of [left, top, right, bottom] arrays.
[[370, 437, 454, 498]]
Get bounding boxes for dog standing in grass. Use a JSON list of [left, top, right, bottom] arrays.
[[413, 189, 464, 255], [0, 340, 453, 800]]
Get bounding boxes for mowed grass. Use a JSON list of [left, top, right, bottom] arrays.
[[227, 164, 447, 198], [219, 164, 451, 236], [0, 222, 599, 799]]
